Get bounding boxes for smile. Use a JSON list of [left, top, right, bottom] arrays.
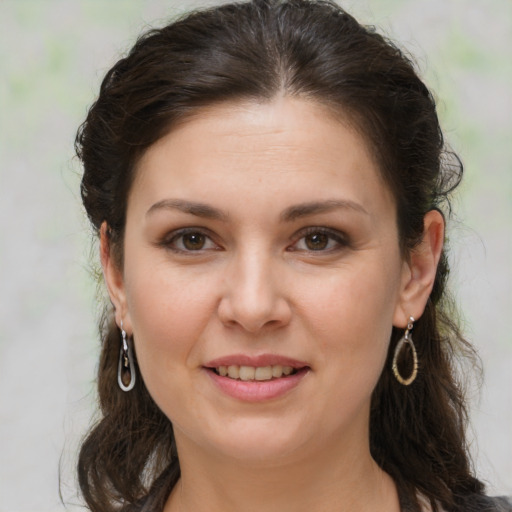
[[205, 360, 309, 401], [204, 355, 310, 401], [213, 365, 297, 381]]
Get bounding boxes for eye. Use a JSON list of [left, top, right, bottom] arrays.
[[291, 228, 348, 252], [165, 229, 218, 252], [303, 232, 331, 251]]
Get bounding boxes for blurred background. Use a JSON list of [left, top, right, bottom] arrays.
[[1, 0, 511, 510]]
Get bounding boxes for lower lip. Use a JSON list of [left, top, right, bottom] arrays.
[[205, 368, 309, 402]]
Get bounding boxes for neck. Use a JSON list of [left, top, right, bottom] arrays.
[[164, 430, 400, 512]]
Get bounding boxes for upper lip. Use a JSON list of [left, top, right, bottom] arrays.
[[204, 354, 309, 369]]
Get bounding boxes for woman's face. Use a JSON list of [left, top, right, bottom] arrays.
[[105, 97, 417, 463]]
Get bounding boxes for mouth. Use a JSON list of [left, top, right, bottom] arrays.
[[210, 364, 300, 381], [204, 356, 310, 401]]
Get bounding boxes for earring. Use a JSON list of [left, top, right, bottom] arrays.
[[392, 316, 418, 386], [118, 321, 136, 392]]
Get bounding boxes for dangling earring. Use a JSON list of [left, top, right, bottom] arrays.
[[392, 316, 418, 386], [118, 321, 136, 392]]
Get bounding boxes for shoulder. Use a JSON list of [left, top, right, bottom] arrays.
[[417, 493, 512, 512], [473, 495, 512, 511], [455, 494, 512, 512]]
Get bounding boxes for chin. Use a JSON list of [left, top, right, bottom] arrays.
[[180, 416, 313, 465], [217, 437, 307, 466]]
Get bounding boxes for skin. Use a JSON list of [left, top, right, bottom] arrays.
[[102, 97, 444, 512]]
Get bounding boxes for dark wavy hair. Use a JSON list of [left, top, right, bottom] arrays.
[[75, 0, 486, 510]]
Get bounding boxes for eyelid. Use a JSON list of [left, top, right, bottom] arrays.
[[160, 227, 220, 253], [288, 226, 350, 252], [157, 226, 349, 253]]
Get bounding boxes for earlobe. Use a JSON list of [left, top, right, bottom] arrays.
[[393, 210, 445, 327], [100, 222, 130, 330]]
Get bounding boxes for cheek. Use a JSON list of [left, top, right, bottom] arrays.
[[299, 258, 401, 376], [124, 262, 219, 379]]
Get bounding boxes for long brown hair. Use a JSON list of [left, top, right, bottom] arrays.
[[75, 1, 484, 510]]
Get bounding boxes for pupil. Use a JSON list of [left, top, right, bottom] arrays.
[[306, 233, 328, 250], [183, 233, 205, 250]]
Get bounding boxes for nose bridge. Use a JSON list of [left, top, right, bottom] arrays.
[[219, 243, 289, 332], [238, 246, 273, 304]]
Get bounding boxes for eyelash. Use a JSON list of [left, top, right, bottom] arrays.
[[160, 227, 349, 253], [161, 228, 219, 253], [289, 227, 349, 253]]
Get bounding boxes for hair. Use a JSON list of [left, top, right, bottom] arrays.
[[75, 0, 485, 511]]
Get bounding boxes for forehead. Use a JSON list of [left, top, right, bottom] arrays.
[[130, 97, 394, 218]]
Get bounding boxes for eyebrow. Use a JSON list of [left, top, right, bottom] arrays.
[[146, 199, 229, 221], [281, 199, 369, 222], [146, 198, 368, 222]]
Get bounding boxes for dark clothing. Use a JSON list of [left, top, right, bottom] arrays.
[[399, 491, 512, 512]]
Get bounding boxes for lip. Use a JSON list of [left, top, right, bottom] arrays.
[[203, 354, 310, 402], [204, 354, 308, 369]]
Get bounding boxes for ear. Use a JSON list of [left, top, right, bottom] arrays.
[[393, 210, 445, 327], [100, 222, 132, 333]]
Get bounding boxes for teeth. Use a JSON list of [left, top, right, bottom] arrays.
[[239, 366, 255, 381], [215, 364, 297, 381], [272, 365, 283, 378], [255, 366, 273, 381], [227, 365, 239, 379]]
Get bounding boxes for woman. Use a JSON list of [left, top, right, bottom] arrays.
[[75, 0, 511, 511]]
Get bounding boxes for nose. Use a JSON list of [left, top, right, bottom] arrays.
[[217, 249, 292, 333]]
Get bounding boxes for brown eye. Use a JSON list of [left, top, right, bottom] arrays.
[[164, 229, 218, 253], [182, 232, 206, 250], [304, 232, 329, 250], [290, 228, 348, 253]]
